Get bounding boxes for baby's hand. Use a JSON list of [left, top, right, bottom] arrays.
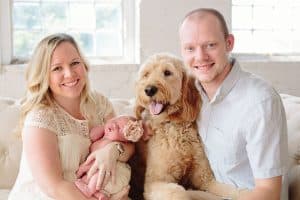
[[98, 193, 110, 200], [76, 162, 91, 178]]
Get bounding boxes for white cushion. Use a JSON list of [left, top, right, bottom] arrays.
[[111, 98, 135, 116], [0, 97, 22, 189], [281, 94, 300, 168], [0, 189, 10, 200]]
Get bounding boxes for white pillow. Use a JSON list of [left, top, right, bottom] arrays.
[[111, 98, 135, 116]]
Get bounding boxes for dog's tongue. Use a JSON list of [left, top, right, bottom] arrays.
[[149, 102, 163, 115]]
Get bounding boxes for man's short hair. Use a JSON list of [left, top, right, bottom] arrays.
[[181, 8, 229, 38]]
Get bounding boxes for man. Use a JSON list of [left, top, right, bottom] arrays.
[[179, 8, 288, 200]]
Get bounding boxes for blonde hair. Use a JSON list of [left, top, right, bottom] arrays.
[[19, 33, 96, 131]]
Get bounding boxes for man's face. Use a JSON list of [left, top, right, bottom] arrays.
[[179, 14, 234, 88]]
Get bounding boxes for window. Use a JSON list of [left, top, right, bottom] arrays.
[[0, 0, 137, 65], [232, 0, 300, 58]]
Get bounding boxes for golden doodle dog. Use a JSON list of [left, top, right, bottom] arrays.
[[130, 53, 247, 200]]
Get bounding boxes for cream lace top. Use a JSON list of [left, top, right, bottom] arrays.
[[8, 92, 114, 200]]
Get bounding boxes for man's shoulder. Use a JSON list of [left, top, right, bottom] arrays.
[[237, 70, 280, 104]]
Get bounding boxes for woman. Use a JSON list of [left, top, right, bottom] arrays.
[[8, 33, 133, 200]]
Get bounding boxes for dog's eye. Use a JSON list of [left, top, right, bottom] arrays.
[[164, 70, 172, 76], [142, 72, 149, 78]]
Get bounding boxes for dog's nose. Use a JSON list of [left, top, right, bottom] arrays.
[[145, 85, 158, 97]]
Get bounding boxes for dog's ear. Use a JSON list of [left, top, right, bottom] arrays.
[[135, 104, 145, 120], [180, 72, 202, 122]]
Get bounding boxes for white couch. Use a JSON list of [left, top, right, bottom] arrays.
[[0, 95, 299, 200]]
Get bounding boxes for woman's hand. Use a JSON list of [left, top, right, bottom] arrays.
[[84, 142, 120, 190]]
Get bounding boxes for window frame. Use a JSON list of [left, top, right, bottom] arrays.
[[0, 0, 13, 65], [231, 1, 300, 61], [0, 0, 138, 66]]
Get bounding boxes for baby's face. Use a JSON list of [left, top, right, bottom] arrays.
[[105, 117, 129, 136]]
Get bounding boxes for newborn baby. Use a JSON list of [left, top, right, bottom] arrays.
[[75, 115, 144, 200]]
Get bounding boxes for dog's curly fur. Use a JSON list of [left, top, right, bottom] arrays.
[[129, 53, 244, 200]]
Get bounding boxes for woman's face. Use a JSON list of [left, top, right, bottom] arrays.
[[49, 41, 87, 103]]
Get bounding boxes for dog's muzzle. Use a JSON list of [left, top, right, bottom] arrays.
[[145, 85, 158, 97]]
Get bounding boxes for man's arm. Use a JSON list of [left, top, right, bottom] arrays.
[[239, 176, 282, 200]]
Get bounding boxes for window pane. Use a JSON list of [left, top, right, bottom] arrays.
[[13, 30, 42, 58], [293, 0, 300, 6], [41, 3, 67, 30], [232, 0, 300, 54], [13, 3, 41, 29], [232, 5, 252, 30], [273, 5, 292, 30], [95, 3, 122, 29], [252, 30, 273, 53], [252, 6, 273, 30], [14, 0, 39, 2], [253, 0, 274, 5], [11, 0, 131, 63], [232, 0, 253, 6], [292, 6, 300, 29], [72, 32, 94, 56], [96, 31, 122, 56], [272, 30, 292, 54], [292, 31, 300, 53], [69, 3, 95, 29], [233, 30, 254, 53], [68, 0, 94, 2]]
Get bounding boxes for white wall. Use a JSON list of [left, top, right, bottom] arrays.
[[139, 0, 230, 61], [0, 0, 299, 99]]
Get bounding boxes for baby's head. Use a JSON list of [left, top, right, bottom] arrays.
[[105, 115, 143, 142]]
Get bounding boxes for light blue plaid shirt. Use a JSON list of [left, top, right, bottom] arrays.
[[196, 58, 288, 199]]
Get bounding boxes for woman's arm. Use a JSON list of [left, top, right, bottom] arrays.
[[22, 126, 95, 200]]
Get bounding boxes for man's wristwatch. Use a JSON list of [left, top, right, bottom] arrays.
[[115, 143, 125, 156]]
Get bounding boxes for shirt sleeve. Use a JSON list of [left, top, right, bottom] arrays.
[[23, 107, 57, 135], [245, 93, 288, 179]]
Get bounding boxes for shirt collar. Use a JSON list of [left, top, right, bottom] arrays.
[[195, 58, 242, 104]]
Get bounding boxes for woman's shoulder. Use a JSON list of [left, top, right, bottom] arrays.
[[89, 90, 114, 121], [24, 104, 57, 133], [91, 90, 113, 110], [92, 90, 111, 104], [26, 104, 54, 119]]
